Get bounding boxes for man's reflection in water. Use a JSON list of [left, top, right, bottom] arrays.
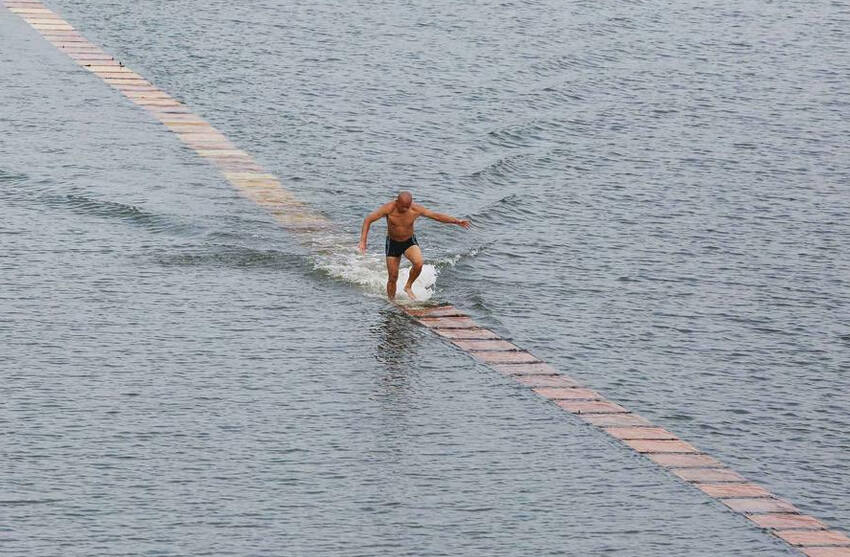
[[368, 310, 423, 494], [372, 309, 421, 392]]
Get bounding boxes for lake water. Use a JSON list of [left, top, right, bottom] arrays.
[[2, 1, 848, 555]]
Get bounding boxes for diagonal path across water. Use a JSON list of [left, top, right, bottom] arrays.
[[4, 1, 849, 555]]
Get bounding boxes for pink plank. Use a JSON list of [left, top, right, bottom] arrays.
[[113, 86, 160, 92], [801, 548, 850, 557], [141, 105, 191, 113], [158, 116, 207, 124], [89, 67, 134, 74], [648, 453, 725, 468], [67, 52, 114, 57], [579, 413, 653, 427], [512, 375, 580, 388], [775, 530, 850, 547], [453, 339, 519, 352], [57, 47, 104, 53], [124, 93, 172, 100], [721, 498, 797, 514], [533, 387, 600, 400], [179, 143, 234, 151], [133, 96, 179, 102], [747, 513, 827, 531], [215, 163, 265, 172], [162, 120, 212, 127], [431, 328, 499, 339], [404, 305, 464, 317], [672, 467, 746, 483], [80, 61, 123, 67], [624, 439, 699, 454], [604, 427, 677, 440], [418, 316, 478, 329], [555, 400, 628, 414], [490, 362, 559, 375], [97, 74, 144, 81], [697, 483, 773, 498], [181, 141, 236, 150], [71, 56, 116, 62], [473, 351, 539, 364], [175, 132, 229, 140]]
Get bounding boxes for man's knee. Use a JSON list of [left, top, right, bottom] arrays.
[[412, 261, 423, 271], [387, 272, 398, 283]]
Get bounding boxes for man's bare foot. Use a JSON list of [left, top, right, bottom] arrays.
[[404, 285, 417, 301]]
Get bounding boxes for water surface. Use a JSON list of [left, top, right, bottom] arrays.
[[2, 1, 849, 555]]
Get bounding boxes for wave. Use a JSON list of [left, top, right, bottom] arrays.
[[0, 169, 28, 183], [156, 245, 307, 269], [24, 191, 205, 236], [464, 192, 539, 225]]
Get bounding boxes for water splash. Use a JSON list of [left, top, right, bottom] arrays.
[[308, 232, 437, 302], [312, 248, 438, 302]]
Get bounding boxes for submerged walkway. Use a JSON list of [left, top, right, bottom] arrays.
[[5, 1, 848, 554]]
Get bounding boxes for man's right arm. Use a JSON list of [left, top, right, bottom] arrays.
[[359, 204, 389, 254]]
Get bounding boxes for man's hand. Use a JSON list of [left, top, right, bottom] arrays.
[[358, 241, 367, 255], [457, 219, 471, 229]]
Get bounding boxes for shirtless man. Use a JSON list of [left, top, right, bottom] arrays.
[[359, 191, 470, 301]]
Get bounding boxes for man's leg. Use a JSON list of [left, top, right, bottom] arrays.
[[386, 256, 400, 300], [403, 245, 424, 300]]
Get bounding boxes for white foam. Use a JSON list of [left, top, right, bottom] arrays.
[[312, 242, 437, 302]]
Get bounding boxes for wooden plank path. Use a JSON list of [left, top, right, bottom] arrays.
[[4, 1, 849, 554], [403, 304, 849, 556]]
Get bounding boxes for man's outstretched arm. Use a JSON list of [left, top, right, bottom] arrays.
[[416, 205, 471, 229], [359, 204, 390, 254]]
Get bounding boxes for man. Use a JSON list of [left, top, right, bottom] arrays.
[[359, 191, 470, 301]]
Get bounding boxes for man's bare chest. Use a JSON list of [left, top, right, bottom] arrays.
[[386, 212, 417, 229]]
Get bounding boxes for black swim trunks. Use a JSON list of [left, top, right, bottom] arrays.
[[385, 235, 418, 258]]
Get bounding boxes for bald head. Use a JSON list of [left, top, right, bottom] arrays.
[[396, 191, 413, 213], [397, 191, 412, 207]]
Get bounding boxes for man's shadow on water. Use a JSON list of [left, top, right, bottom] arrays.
[[371, 308, 422, 391]]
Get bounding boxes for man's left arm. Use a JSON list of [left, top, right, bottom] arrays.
[[416, 205, 471, 229]]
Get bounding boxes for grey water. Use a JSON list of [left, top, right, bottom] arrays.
[[1, 0, 848, 555]]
